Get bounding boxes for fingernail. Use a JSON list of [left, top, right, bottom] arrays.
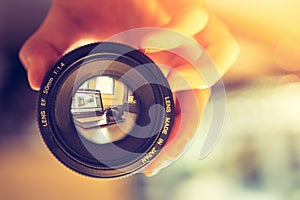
[[27, 66, 41, 91], [144, 170, 160, 177], [26, 58, 40, 90], [28, 76, 40, 91], [19, 53, 31, 70], [167, 71, 191, 92], [25, 57, 31, 69], [142, 40, 160, 54], [142, 32, 183, 53], [167, 139, 188, 159]]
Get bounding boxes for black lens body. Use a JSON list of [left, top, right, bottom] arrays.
[[37, 42, 174, 178]]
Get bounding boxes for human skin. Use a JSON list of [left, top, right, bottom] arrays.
[[19, 0, 239, 176]]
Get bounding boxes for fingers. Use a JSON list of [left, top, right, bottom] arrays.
[[167, 64, 207, 91], [161, 5, 209, 36], [166, 12, 239, 90], [141, 7, 239, 91], [194, 12, 240, 82], [142, 88, 210, 176], [140, 5, 209, 52], [142, 13, 239, 174], [168, 14, 239, 89], [19, 2, 84, 90]]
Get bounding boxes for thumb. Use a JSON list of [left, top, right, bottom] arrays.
[[19, 3, 84, 90], [140, 5, 209, 53]]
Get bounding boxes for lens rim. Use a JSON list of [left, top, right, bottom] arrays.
[[37, 42, 174, 178]]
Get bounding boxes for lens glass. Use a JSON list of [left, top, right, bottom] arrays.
[[71, 75, 138, 144]]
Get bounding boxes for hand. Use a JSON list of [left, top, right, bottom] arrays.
[[19, 0, 239, 176]]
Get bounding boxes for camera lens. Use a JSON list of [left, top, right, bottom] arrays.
[[38, 42, 174, 178]]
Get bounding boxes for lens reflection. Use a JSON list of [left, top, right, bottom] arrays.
[[71, 76, 138, 144]]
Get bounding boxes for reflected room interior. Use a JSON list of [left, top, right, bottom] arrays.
[[1, 0, 300, 200], [71, 76, 138, 144]]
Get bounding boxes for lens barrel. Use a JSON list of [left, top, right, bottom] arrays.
[[37, 42, 174, 178]]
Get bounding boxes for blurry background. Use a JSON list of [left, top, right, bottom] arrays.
[[1, 0, 300, 199]]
